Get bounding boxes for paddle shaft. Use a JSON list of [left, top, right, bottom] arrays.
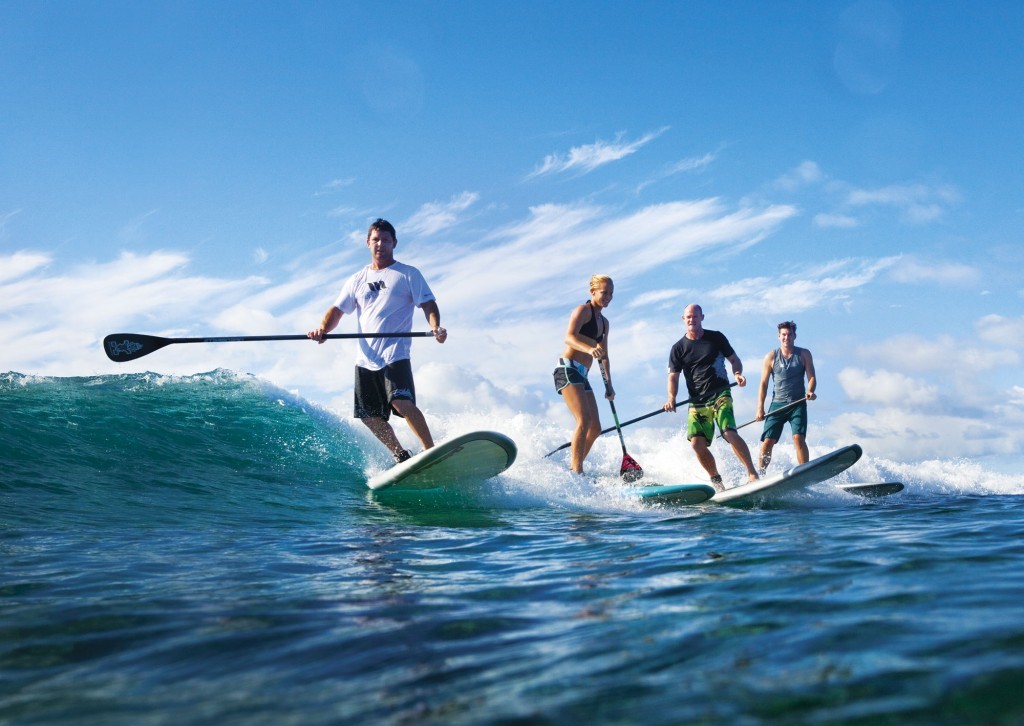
[[104, 331, 433, 362], [133, 332, 431, 344], [544, 381, 738, 457], [721, 396, 808, 439], [597, 359, 629, 455]]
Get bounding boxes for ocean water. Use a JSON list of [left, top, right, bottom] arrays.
[[3, 370, 1023, 724]]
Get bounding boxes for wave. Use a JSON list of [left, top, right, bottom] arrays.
[[3, 370, 1020, 531]]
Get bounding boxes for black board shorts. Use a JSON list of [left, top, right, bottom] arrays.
[[354, 360, 416, 420]]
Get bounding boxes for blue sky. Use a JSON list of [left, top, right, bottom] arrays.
[[3, 1, 1023, 472]]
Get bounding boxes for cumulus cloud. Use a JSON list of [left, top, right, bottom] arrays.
[[977, 314, 1024, 347], [837, 367, 939, 406], [823, 408, 1019, 462], [527, 127, 669, 178], [863, 334, 1010, 374]]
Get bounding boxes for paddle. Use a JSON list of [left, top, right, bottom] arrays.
[[596, 358, 643, 483], [103, 331, 433, 363], [720, 396, 808, 439], [545, 382, 738, 458]]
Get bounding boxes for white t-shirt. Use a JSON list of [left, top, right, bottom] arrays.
[[333, 261, 435, 370]]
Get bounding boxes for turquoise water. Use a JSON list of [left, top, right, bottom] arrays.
[[3, 371, 1023, 724]]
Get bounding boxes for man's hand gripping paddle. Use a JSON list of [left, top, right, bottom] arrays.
[[597, 358, 644, 483]]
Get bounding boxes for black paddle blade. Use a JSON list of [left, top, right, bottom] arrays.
[[103, 333, 170, 362], [620, 455, 644, 483]]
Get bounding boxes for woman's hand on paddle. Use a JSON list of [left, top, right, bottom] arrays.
[[604, 384, 615, 401]]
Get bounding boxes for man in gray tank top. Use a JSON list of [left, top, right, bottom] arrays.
[[755, 321, 816, 473]]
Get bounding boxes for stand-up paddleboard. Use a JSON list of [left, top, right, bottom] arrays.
[[836, 481, 904, 497], [631, 483, 716, 505], [367, 431, 517, 492], [711, 444, 863, 505]]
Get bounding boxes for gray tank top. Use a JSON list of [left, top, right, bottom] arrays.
[[771, 348, 806, 402]]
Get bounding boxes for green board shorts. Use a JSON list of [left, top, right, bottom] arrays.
[[761, 400, 808, 441], [687, 390, 737, 442]]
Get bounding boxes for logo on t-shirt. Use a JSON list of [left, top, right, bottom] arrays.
[[366, 280, 387, 300]]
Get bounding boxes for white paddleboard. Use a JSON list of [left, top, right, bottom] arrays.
[[836, 481, 904, 497], [711, 444, 863, 505], [367, 431, 517, 491], [631, 483, 716, 505]]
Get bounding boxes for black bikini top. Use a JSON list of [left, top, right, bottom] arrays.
[[579, 301, 605, 343]]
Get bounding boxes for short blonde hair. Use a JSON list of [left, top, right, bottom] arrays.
[[589, 274, 613, 292]]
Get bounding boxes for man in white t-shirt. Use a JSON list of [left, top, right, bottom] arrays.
[[308, 218, 447, 462]]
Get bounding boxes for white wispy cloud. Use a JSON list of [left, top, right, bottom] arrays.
[[636, 151, 718, 193], [118, 209, 160, 244], [887, 256, 980, 285], [402, 191, 480, 237], [627, 288, 688, 310], [0, 251, 51, 283], [774, 160, 824, 191], [0, 209, 22, 239], [527, 128, 669, 179], [425, 197, 797, 321], [814, 212, 859, 228], [2, 186, 1016, 468], [709, 257, 899, 315], [845, 182, 960, 224], [315, 178, 355, 196]]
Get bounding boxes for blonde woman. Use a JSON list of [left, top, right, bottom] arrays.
[[553, 275, 615, 474]]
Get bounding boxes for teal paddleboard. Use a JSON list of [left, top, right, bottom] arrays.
[[631, 483, 716, 505]]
